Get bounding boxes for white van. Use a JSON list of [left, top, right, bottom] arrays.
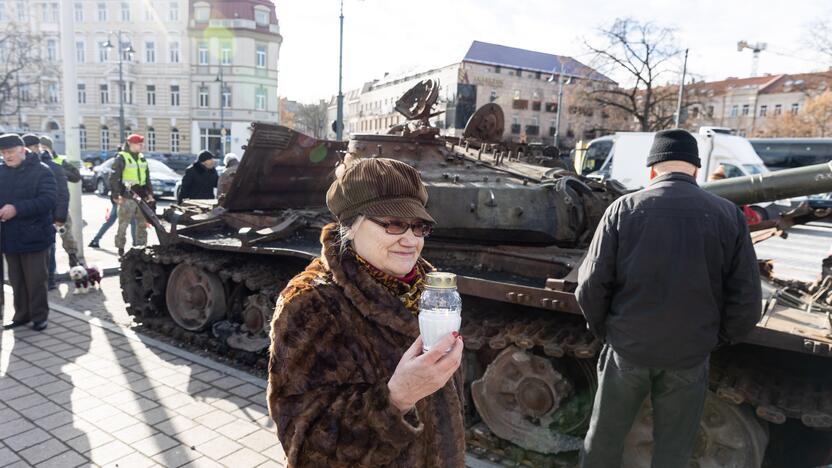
[[579, 128, 770, 189]]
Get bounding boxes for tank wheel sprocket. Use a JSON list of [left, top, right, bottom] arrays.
[[120, 249, 168, 319], [623, 391, 768, 468], [165, 263, 227, 332]]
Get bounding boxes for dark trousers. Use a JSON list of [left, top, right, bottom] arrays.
[[581, 344, 708, 468], [48, 243, 56, 287], [6, 249, 50, 323]]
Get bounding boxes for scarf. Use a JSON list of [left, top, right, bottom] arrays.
[[352, 249, 426, 316]]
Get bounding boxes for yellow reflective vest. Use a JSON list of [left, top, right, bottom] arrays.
[[119, 151, 148, 186]]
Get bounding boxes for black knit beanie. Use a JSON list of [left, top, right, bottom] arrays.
[[646, 129, 701, 167], [197, 150, 214, 163]]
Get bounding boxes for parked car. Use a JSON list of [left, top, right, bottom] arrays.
[[93, 157, 182, 198], [80, 165, 96, 192]]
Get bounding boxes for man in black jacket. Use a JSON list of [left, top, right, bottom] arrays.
[[0, 133, 57, 331], [178, 150, 218, 203], [576, 129, 762, 467], [40, 135, 80, 268]]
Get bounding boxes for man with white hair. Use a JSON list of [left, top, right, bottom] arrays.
[[217, 152, 240, 204], [576, 129, 762, 467]]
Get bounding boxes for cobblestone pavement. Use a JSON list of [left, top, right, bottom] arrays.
[[1, 286, 285, 468]]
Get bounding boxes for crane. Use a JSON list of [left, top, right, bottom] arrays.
[[737, 40, 767, 77]]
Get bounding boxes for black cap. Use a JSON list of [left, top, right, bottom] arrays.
[[646, 129, 701, 168], [197, 150, 214, 163], [22, 133, 40, 147], [0, 133, 25, 150]]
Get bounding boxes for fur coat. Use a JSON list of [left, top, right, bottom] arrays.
[[267, 224, 466, 467]]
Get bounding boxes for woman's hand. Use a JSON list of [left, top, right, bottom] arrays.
[[387, 333, 463, 413]]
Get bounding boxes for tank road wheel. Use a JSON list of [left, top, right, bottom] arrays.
[[623, 391, 768, 468], [165, 263, 227, 332], [471, 346, 586, 454], [120, 250, 167, 319]]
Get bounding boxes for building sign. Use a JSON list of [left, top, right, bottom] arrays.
[[473, 76, 504, 88]]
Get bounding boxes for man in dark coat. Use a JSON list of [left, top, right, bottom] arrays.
[[0, 133, 57, 331], [40, 135, 80, 268], [576, 129, 762, 467], [21, 135, 69, 290], [178, 150, 218, 203]]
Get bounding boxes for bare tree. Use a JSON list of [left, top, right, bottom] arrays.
[[293, 101, 328, 138], [806, 20, 832, 64], [584, 18, 687, 131], [0, 25, 47, 120]]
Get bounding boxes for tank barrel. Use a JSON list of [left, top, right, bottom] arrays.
[[701, 162, 832, 205]]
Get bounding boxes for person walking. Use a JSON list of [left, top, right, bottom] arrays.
[[40, 135, 81, 267], [177, 150, 218, 203], [576, 129, 762, 467], [0, 133, 57, 331], [109, 134, 153, 257], [267, 157, 466, 467]]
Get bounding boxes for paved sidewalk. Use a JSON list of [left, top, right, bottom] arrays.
[[1, 287, 285, 468]]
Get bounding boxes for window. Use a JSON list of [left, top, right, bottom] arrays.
[[741, 104, 749, 116], [100, 126, 110, 150], [49, 2, 58, 21], [46, 39, 57, 62], [169, 41, 179, 63], [198, 42, 208, 65], [220, 42, 232, 65], [75, 41, 85, 63], [46, 83, 59, 103], [147, 127, 156, 151], [16, 0, 25, 20], [759, 105, 767, 117], [707, 105, 714, 117], [255, 87, 266, 110], [169, 1, 178, 21], [791, 103, 799, 115], [20, 84, 30, 101], [79, 125, 87, 150], [170, 128, 180, 152], [730, 105, 738, 117], [98, 41, 108, 62], [494, 65, 501, 74], [0, 2, 5, 21], [121, 44, 132, 62], [123, 82, 133, 104], [146, 85, 156, 105], [774, 104, 782, 116], [256, 45, 266, 68], [74, 2, 83, 22], [100, 84, 109, 104], [194, 4, 209, 22], [120, 2, 129, 21], [42, 3, 50, 21], [489, 89, 497, 102], [145, 41, 155, 63], [199, 87, 209, 107], [145, 4, 153, 21], [255, 8, 268, 25], [221, 86, 231, 108], [97, 2, 106, 21], [77, 83, 86, 104], [170, 85, 180, 106]]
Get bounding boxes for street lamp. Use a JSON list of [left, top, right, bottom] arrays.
[[335, 0, 345, 140], [215, 65, 226, 155], [102, 32, 134, 144], [548, 62, 572, 149]]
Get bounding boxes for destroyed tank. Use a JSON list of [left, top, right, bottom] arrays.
[[122, 80, 832, 467]]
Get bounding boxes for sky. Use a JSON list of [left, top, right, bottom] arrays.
[[274, 0, 832, 103]]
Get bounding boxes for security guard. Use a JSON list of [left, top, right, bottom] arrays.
[[39, 135, 81, 269], [109, 134, 153, 256]]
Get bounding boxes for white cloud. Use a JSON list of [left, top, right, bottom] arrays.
[[274, 0, 830, 102]]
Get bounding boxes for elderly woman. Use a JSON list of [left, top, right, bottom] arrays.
[[267, 157, 466, 467]]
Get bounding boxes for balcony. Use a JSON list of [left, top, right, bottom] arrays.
[[525, 125, 540, 136], [510, 124, 521, 134], [512, 99, 528, 110]]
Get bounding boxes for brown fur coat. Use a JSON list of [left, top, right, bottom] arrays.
[[267, 224, 466, 467]]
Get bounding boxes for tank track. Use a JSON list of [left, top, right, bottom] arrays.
[[120, 244, 300, 371]]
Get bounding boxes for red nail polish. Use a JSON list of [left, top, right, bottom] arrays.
[[452, 331, 459, 338]]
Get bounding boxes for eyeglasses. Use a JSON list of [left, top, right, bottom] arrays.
[[365, 216, 434, 237]]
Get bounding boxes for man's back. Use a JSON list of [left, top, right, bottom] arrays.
[[577, 172, 762, 369]]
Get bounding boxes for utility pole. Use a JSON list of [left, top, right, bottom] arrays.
[[675, 48, 689, 128], [549, 62, 570, 149], [60, 0, 84, 260], [335, 0, 344, 140], [217, 64, 225, 155]]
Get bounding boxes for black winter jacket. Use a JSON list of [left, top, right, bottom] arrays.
[[178, 162, 218, 203], [576, 172, 762, 369], [0, 152, 57, 253], [39, 152, 69, 223]]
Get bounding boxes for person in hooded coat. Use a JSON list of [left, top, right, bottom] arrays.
[[178, 150, 218, 203]]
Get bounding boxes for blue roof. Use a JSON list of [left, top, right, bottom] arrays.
[[462, 41, 614, 83]]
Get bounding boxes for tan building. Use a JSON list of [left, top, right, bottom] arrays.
[[325, 41, 615, 148], [683, 71, 832, 136], [188, 0, 281, 157]]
